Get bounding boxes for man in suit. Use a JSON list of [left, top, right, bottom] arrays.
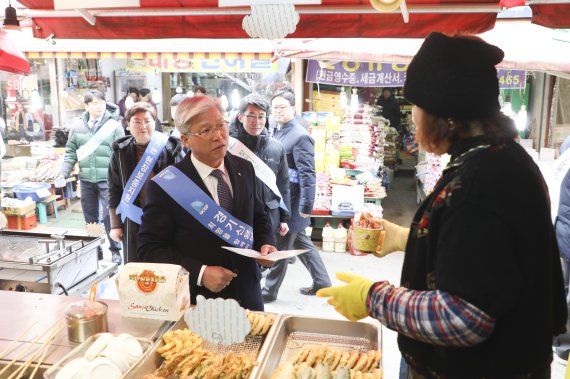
[[262, 88, 331, 301], [137, 96, 276, 311]]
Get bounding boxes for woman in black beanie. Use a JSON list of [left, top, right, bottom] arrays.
[[318, 32, 567, 378]]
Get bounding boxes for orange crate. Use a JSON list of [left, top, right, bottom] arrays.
[[7, 211, 37, 230]]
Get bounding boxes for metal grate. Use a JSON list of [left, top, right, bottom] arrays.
[[279, 331, 375, 367], [202, 334, 264, 356]]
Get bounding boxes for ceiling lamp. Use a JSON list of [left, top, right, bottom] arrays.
[[370, 0, 409, 23], [3, 1, 21, 32]]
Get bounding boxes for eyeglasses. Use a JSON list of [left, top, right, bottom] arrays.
[[272, 105, 291, 112], [187, 120, 229, 138], [244, 113, 267, 122], [130, 120, 154, 127]]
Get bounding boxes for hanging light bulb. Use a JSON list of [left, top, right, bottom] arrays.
[[231, 88, 241, 110], [516, 104, 527, 131], [502, 95, 514, 118], [31, 89, 43, 110], [350, 88, 359, 113], [220, 93, 229, 111], [339, 87, 348, 109], [125, 95, 134, 110], [151, 89, 161, 104]]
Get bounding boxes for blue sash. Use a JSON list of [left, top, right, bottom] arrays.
[[116, 133, 168, 224], [152, 166, 254, 249]]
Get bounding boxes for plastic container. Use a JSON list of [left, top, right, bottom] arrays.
[[13, 182, 52, 201], [321, 222, 335, 252], [6, 212, 37, 230], [334, 223, 348, 253]]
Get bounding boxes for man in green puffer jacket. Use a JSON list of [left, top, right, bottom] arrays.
[[60, 90, 125, 263]]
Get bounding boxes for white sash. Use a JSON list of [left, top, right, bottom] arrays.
[[228, 136, 286, 210], [77, 119, 119, 162]]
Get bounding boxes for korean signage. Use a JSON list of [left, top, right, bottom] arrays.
[[307, 60, 527, 90], [306, 60, 408, 88], [127, 58, 278, 73]]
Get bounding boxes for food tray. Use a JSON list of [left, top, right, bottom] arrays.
[[257, 315, 382, 378], [43, 333, 153, 379], [125, 311, 279, 379]]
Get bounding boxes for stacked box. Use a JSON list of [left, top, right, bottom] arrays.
[[7, 211, 37, 230]]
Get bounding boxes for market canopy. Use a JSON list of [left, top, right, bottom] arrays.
[[274, 20, 570, 73], [15, 0, 570, 40]]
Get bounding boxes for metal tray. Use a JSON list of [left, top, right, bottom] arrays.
[[125, 311, 279, 379], [43, 333, 153, 379], [257, 314, 382, 378]]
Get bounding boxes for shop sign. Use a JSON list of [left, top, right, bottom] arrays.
[[497, 69, 526, 89], [307, 60, 527, 90], [126, 59, 278, 73], [306, 60, 408, 88]]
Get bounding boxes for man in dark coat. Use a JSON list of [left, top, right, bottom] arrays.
[[262, 88, 331, 302], [137, 96, 276, 311], [230, 94, 291, 247], [108, 102, 182, 265], [377, 88, 402, 133]]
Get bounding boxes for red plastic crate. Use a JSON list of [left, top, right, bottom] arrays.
[[7, 212, 37, 230]]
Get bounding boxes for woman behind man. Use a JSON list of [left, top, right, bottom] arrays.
[[318, 32, 567, 378], [108, 102, 182, 264]]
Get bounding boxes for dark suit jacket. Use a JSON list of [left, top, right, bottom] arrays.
[[137, 153, 275, 311]]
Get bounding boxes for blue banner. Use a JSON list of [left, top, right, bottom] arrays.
[[307, 60, 527, 90], [152, 166, 254, 249], [116, 132, 168, 224]]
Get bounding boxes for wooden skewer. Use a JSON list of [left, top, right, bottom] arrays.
[[0, 320, 37, 361], [0, 320, 61, 377], [9, 322, 63, 379], [29, 323, 64, 379]]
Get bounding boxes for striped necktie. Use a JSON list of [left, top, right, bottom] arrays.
[[211, 169, 233, 213]]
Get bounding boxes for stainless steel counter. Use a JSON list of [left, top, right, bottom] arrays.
[[0, 290, 172, 366]]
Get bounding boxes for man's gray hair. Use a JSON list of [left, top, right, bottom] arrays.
[[175, 96, 225, 135]]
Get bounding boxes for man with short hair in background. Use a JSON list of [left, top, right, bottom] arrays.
[[262, 88, 331, 302], [61, 90, 125, 263]]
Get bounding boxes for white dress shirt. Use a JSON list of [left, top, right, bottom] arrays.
[[190, 153, 233, 286]]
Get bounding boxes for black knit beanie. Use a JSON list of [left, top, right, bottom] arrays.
[[404, 32, 505, 119]]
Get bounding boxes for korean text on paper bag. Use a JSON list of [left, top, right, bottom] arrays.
[[116, 262, 190, 321]]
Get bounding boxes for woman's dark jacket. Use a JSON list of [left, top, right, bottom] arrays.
[[107, 134, 182, 264], [230, 121, 291, 233], [400, 135, 567, 378]]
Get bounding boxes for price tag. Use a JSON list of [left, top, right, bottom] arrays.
[[36, 188, 51, 198], [184, 295, 250, 345]]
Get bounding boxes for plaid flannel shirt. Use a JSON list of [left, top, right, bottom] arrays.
[[367, 281, 496, 347]]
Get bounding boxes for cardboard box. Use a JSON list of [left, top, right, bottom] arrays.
[[116, 263, 190, 321]]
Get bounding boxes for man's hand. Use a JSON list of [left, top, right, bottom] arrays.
[[377, 219, 410, 257], [109, 227, 123, 242], [279, 222, 289, 236], [256, 244, 277, 268], [316, 272, 373, 321], [300, 212, 310, 218], [202, 266, 237, 293]]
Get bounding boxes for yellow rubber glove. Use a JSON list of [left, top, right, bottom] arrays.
[[376, 219, 410, 257], [316, 272, 373, 321]]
